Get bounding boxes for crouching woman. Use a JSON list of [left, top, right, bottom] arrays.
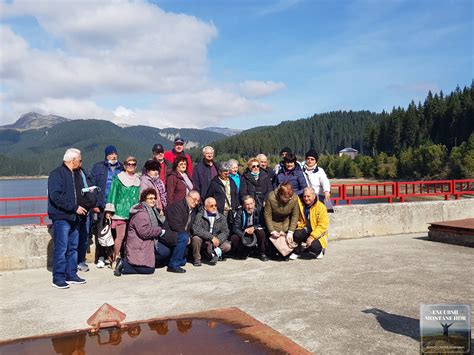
[[114, 188, 166, 276]]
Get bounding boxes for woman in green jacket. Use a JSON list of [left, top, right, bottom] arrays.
[[105, 156, 140, 263]]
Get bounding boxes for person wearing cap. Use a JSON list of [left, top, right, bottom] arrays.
[[164, 137, 193, 176], [302, 149, 331, 202], [290, 186, 328, 260], [142, 144, 171, 186], [230, 195, 268, 261], [205, 161, 239, 227], [192, 146, 219, 197], [274, 153, 307, 196], [105, 156, 140, 266], [140, 160, 168, 213], [191, 197, 231, 266], [90, 145, 123, 268]]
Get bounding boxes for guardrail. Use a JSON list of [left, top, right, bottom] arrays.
[[0, 197, 48, 226], [0, 179, 472, 225]]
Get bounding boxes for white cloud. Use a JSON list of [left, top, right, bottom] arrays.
[[238, 80, 286, 98], [0, 1, 284, 127]]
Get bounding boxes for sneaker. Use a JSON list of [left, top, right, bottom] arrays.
[[193, 260, 202, 267], [289, 253, 299, 260], [209, 255, 218, 265], [77, 262, 89, 272], [96, 257, 105, 268], [316, 250, 325, 259], [114, 257, 123, 277], [259, 253, 269, 262], [52, 281, 70, 289], [167, 267, 186, 273], [66, 276, 86, 285]]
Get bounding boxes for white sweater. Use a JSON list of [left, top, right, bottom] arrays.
[[302, 164, 331, 196]]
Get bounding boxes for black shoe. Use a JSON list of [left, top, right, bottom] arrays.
[[114, 257, 123, 276], [167, 267, 186, 273], [193, 260, 202, 267], [209, 255, 218, 265], [259, 253, 269, 262]]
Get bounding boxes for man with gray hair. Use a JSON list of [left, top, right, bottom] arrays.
[[193, 145, 218, 197], [48, 148, 90, 288], [191, 197, 231, 266], [256, 153, 275, 182]]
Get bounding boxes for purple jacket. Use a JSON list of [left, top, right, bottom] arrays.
[[140, 174, 168, 210], [126, 204, 162, 268]]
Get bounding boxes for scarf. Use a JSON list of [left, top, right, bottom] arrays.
[[141, 202, 161, 227]]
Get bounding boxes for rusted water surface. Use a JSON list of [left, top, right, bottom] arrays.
[[0, 308, 310, 354]]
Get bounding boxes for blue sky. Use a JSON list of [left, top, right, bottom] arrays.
[[0, 0, 472, 129]]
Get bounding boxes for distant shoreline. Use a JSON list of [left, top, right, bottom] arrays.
[[0, 176, 48, 180]]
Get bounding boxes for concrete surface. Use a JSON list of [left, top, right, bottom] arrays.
[[2, 198, 473, 271], [1, 233, 473, 354]]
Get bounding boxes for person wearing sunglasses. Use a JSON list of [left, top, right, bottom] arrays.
[[240, 158, 273, 214], [105, 156, 140, 267]]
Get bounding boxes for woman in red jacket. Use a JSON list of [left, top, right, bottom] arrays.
[[166, 156, 194, 205]]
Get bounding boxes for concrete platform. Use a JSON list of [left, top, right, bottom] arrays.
[[428, 218, 474, 247], [1, 233, 473, 354]]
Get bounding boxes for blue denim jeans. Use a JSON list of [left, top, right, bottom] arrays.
[[155, 241, 171, 266], [52, 219, 80, 283], [168, 232, 189, 269], [77, 214, 90, 265]]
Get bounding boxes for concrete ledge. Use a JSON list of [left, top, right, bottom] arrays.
[[329, 199, 474, 240], [1, 199, 473, 271]]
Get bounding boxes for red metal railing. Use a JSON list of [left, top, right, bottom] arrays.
[[452, 179, 474, 199], [0, 196, 48, 226], [397, 180, 453, 203], [0, 179, 472, 225]]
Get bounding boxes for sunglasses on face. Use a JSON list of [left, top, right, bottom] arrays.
[[126, 162, 137, 167], [251, 164, 260, 168], [208, 204, 217, 207]]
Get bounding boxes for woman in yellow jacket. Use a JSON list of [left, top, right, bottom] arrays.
[[291, 186, 328, 259]]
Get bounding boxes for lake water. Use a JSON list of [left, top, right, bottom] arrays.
[[0, 178, 48, 226]]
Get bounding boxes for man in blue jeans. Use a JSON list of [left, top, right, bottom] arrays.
[[48, 148, 88, 289]]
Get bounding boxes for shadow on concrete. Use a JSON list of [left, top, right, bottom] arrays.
[[47, 225, 54, 272], [362, 308, 419, 341], [412, 235, 429, 241]]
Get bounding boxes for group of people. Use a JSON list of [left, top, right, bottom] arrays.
[[47, 138, 331, 289]]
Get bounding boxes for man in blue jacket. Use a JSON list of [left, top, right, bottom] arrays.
[[48, 148, 88, 289], [90, 145, 123, 268]]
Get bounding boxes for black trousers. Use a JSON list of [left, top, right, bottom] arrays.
[[230, 229, 267, 256], [293, 229, 323, 255]]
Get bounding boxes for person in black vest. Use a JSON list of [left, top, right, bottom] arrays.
[[230, 195, 268, 261]]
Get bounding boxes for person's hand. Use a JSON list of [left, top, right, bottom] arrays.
[[286, 231, 294, 244], [270, 231, 279, 239], [212, 236, 220, 247], [76, 206, 87, 215], [324, 191, 331, 200], [92, 207, 100, 213], [279, 231, 286, 237], [306, 237, 313, 247], [159, 209, 164, 216], [244, 226, 255, 235], [105, 212, 112, 220]]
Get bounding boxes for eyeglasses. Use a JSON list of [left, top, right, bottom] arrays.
[[126, 163, 137, 167], [146, 197, 156, 200], [306, 157, 316, 161], [251, 164, 260, 168], [208, 204, 217, 207]]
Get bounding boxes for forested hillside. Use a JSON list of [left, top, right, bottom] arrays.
[[0, 119, 225, 176]]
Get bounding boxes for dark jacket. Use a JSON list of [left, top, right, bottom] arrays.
[[126, 204, 163, 268], [192, 210, 229, 243], [166, 170, 194, 205], [274, 167, 307, 196], [166, 198, 198, 233], [239, 169, 273, 208], [261, 167, 276, 185], [48, 164, 80, 221], [141, 158, 171, 186], [193, 160, 219, 196], [90, 160, 123, 209], [205, 176, 239, 214], [232, 207, 264, 237]]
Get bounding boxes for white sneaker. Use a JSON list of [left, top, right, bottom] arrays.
[[289, 253, 299, 260], [316, 250, 325, 259], [96, 257, 105, 268]]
